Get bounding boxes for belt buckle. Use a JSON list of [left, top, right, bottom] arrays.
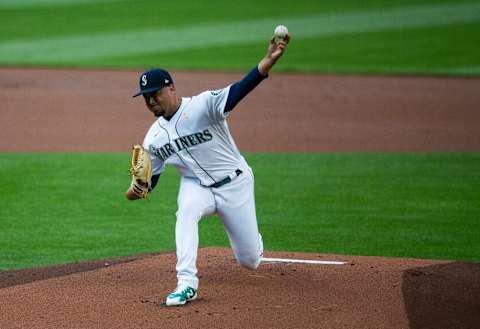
[[210, 169, 242, 188]]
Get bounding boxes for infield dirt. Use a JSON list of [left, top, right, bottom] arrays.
[[1, 67, 479, 152], [1, 68, 479, 329]]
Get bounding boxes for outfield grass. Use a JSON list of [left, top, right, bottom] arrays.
[[0, 0, 479, 75], [1, 153, 479, 270]]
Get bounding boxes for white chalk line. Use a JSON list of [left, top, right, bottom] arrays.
[[261, 257, 346, 265]]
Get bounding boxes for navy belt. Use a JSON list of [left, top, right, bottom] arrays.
[[209, 169, 243, 188]]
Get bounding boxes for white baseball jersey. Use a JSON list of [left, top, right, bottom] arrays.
[[142, 85, 248, 185]]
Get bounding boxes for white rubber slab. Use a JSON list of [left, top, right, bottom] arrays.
[[261, 257, 346, 265]]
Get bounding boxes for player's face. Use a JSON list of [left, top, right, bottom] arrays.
[[143, 85, 178, 119]]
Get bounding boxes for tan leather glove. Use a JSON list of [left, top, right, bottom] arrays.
[[128, 144, 152, 199]]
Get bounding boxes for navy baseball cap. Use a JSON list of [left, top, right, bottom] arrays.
[[133, 68, 173, 97]]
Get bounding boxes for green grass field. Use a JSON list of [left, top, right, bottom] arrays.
[[1, 153, 479, 270], [0, 0, 479, 75], [1, 0, 479, 271]]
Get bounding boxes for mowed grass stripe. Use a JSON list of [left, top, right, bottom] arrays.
[[0, 1, 478, 64], [443, 66, 480, 74], [0, 0, 121, 8]]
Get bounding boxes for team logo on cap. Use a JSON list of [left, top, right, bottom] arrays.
[[141, 74, 148, 86]]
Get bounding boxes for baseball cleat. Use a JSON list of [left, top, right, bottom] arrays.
[[165, 286, 197, 306]]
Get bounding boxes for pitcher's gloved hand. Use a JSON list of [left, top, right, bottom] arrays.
[[127, 144, 152, 199]]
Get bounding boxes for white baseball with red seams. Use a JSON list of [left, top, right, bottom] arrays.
[[142, 86, 263, 290], [274, 25, 289, 39]]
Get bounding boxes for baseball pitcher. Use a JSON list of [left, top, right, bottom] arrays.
[[126, 31, 290, 306]]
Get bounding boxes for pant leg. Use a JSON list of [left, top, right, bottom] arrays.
[[175, 176, 215, 289], [214, 168, 263, 270]]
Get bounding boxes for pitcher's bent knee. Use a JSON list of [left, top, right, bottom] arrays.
[[236, 252, 261, 270]]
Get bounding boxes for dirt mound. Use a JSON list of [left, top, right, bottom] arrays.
[[1, 248, 479, 329]]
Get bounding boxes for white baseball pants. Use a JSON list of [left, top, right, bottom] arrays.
[[174, 167, 263, 290]]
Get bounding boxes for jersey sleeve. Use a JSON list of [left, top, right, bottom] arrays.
[[142, 136, 166, 176], [149, 153, 165, 176], [201, 85, 232, 122], [224, 65, 267, 113]]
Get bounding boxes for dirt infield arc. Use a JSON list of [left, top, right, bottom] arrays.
[[1, 68, 480, 328], [1, 67, 479, 152]]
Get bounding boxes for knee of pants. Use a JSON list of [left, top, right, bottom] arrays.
[[176, 209, 201, 223], [236, 252, 261, 270]]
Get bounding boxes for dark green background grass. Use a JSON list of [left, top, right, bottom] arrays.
[[1, 153, 479, 270], [0, 0, 479, 75], [0, 0, 445, 40], [106, 21, 480, 74]]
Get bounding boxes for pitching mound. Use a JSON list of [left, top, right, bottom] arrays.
[[1, 248, 479, 329]]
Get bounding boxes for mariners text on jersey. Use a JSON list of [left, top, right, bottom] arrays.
[[149, 129, 213, 161]]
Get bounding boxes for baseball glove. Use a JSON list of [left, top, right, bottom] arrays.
[[128, 144, 152, 199]]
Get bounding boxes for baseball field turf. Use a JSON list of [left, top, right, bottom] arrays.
[[1, 153, 479, 270], [1, 0, 480, 271], [0, 0, 479, 75]]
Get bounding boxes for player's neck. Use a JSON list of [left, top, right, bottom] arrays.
[[164, 97, 182, 121]]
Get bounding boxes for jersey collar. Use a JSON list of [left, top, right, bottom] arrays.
[[157, 98, 187, 125]]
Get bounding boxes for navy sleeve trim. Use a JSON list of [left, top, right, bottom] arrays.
[[149, 174, 160, 191], [224, 65, 268, 113]]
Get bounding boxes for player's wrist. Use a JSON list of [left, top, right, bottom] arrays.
[[258, 57, 275, 76]]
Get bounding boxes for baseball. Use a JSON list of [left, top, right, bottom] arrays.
[[274, 25, 288, 41]]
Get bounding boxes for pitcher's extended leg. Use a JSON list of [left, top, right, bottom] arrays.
[[175, 177, 215, 289]]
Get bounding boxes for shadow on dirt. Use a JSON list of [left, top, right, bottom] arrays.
[[0, 255, 148, 289], [402, 261, 480, 329]]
